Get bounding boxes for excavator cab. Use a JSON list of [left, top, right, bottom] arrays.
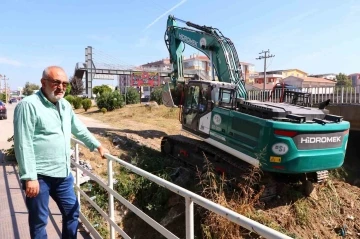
[[180, 81, 213, 136]]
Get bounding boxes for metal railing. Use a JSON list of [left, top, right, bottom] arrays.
[[247, 86, 360, 105], [71, 138, 292, 239]]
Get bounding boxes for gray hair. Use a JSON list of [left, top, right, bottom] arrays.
[[42, 66, 65, 79]]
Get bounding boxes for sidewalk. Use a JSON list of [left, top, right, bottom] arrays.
[[0, 152, 93, 239]]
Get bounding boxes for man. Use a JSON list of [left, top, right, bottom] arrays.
[[13, 66, 107, 239]]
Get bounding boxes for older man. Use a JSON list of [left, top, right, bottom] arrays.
[[13, 66, 107, 239]]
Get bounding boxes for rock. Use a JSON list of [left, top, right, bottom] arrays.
[[145, 101, 159, 108], [171, 167, 192, 188], [353, 178, 360, 187], [340, 207, 345, 214], [160, 207, 183, 227]]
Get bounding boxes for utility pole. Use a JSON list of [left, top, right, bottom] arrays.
[[3, 75, 9, 103], [256, 49, 275, 91]]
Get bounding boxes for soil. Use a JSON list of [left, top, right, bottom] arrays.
[[74, 104, 360, 239]]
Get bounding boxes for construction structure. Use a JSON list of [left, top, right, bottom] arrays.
[[73, 46, 197, 98]]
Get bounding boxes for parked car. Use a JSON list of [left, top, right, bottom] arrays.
[[0, 101, 7, 119], [8, 98, 18, 104]]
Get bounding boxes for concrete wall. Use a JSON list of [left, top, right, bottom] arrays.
[[327, 105, 360, 131]]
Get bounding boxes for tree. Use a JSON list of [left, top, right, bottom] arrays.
[[69, 77, 84, 95], [336, 73, 352, 87], [150, 87, 163, 105], [65, 84, 71, 96], [125, 87, 140, 104], [93, 85, 112, 96], [23, 82, 40, 96]]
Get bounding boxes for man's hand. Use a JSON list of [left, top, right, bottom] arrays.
[[25, 180, 40, 198], [97, 145, 108, 159]]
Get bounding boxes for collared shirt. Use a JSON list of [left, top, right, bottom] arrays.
[[13, 89, 101, 180]]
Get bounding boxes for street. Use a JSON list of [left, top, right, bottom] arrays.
[[0, 102, 15, 151]]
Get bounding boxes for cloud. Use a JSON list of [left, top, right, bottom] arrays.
[[144, 0, 188, 31], [0, 57, 22, 66]]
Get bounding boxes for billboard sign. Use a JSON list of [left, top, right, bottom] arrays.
[[131, 72, 160, 87]]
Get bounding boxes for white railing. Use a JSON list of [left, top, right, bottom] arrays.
[[71, 138, 293, 239], [247, 86, 360, 105]]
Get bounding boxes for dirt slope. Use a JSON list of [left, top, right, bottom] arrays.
[[75, 104, 360, 239]]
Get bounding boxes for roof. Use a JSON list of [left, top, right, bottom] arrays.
[[267, 69, 308, 74], [246, 83, 275, 90], [349, 73, 360, 76], [283, 76, 335, 84], [183, 55, 210, 62], [240, 61, 254, 66]]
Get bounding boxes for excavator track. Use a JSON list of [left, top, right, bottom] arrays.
[[161, 134, 278, 200]]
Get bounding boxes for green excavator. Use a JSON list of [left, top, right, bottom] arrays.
[[160, 15, 350, 197]]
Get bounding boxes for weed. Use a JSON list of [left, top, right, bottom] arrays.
[[293, 199, 309, 226], [197, 154, 265, 239]]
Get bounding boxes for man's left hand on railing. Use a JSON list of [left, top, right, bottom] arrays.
[[97, 145, 109, 159]]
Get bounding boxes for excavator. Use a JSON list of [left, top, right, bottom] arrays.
[[160, 15, 350, 197]]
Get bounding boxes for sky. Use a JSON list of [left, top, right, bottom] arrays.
[[0, 0, 359, 90]]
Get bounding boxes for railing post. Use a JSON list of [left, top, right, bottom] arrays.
[[341, 87, 344, 104], [108, 158, 115, 239], [75, 143, 81, 207], [185, 197, 194, 239]]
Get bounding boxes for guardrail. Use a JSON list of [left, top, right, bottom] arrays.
[[247, 86, 360, 105], [71, 138, 292, 239]]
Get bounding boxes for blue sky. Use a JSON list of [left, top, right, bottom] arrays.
[[0, 0, 359, 90]]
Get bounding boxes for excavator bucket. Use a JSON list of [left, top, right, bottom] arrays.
[[162, 82, 176, 107]]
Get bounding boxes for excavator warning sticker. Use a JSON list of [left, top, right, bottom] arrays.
[[213, 114, 222, 125], [270, 156, 281, 163]]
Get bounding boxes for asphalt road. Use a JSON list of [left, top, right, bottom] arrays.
[[0, 102, 15, 151]]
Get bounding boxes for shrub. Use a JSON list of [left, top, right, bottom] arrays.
[[73, 97, 83, 109], [96, 90, 124, 111], [125, 87, 140, 104], [82, 99, 92, 112], [101, 108, 107, 114], [150, 87, 163, 105], [64, 95, 75, 105]]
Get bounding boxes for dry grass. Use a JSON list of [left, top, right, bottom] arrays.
[[197, 155, 270, 239], [75, 104, 181, 134]]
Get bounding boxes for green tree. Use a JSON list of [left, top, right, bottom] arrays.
[[0, 93, 5, 102], [336, 73, 352, 87], [65, 84, 71, 96], [23, 82, 40, 96], [96, 90, 124, 111], [69, 76, 84, 95], [93, 85, 112, 96], [150, 87, 163, 105], [125, 87, 140, 104], [82, 98, 92, 112]]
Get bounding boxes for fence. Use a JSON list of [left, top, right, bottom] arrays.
[[71, 138, 293, 239], [247, 86, 360, 105]]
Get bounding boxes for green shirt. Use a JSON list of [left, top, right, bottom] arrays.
[[13, 90, 101, 181]]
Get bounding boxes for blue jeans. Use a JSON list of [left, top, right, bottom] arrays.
[[22, 173, 79, 239]]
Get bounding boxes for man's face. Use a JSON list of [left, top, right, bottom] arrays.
[[41, 68, 69, 103]]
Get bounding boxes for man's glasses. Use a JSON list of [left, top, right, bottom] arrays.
[[45, 78, 69, 88]]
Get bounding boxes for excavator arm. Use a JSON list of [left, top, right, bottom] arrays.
[[162, 15, 247, 106]]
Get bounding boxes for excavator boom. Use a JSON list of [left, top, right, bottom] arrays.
[[163, 15, 247, 106]]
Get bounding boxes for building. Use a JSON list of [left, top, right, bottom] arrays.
[[183, 54, 212, 80], [254, 69, 308, 85], [309, 73, 337, 81], [282, 76, 336, 88], [349, 73, 360, 88], [240, 62, 256, 83], [139, 58, 172, 71]]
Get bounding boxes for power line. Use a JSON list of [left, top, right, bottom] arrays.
[[256, 49, 275, 91]]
